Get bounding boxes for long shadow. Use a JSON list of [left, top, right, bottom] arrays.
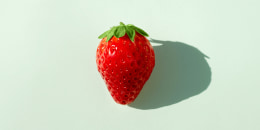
[[128, 39, 212, 110]]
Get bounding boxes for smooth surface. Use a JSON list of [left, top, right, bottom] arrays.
[[1, 0, 260, 130]]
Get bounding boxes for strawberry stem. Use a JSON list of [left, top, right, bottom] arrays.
[[120, 22, 125, 26]]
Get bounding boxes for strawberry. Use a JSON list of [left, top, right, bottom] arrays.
[[96, 22, 155, 105]]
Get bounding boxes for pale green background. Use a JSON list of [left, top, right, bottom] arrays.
[[1, 0, 260, 130]]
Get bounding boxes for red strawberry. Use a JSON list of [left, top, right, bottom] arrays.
[[96, 22, 155, 105]]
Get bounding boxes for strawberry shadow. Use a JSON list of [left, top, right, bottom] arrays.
[[128, 39, 212, 110]]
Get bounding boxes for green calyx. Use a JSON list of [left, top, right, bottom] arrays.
[[98, 22, 149, 42]]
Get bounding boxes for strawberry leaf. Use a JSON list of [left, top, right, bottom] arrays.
[[98, 30, 109, 39], [106, 27, 116, 42], [126, 26, 135, 42], [114, 26, 126, 38], [133, 26, 149, 37]]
